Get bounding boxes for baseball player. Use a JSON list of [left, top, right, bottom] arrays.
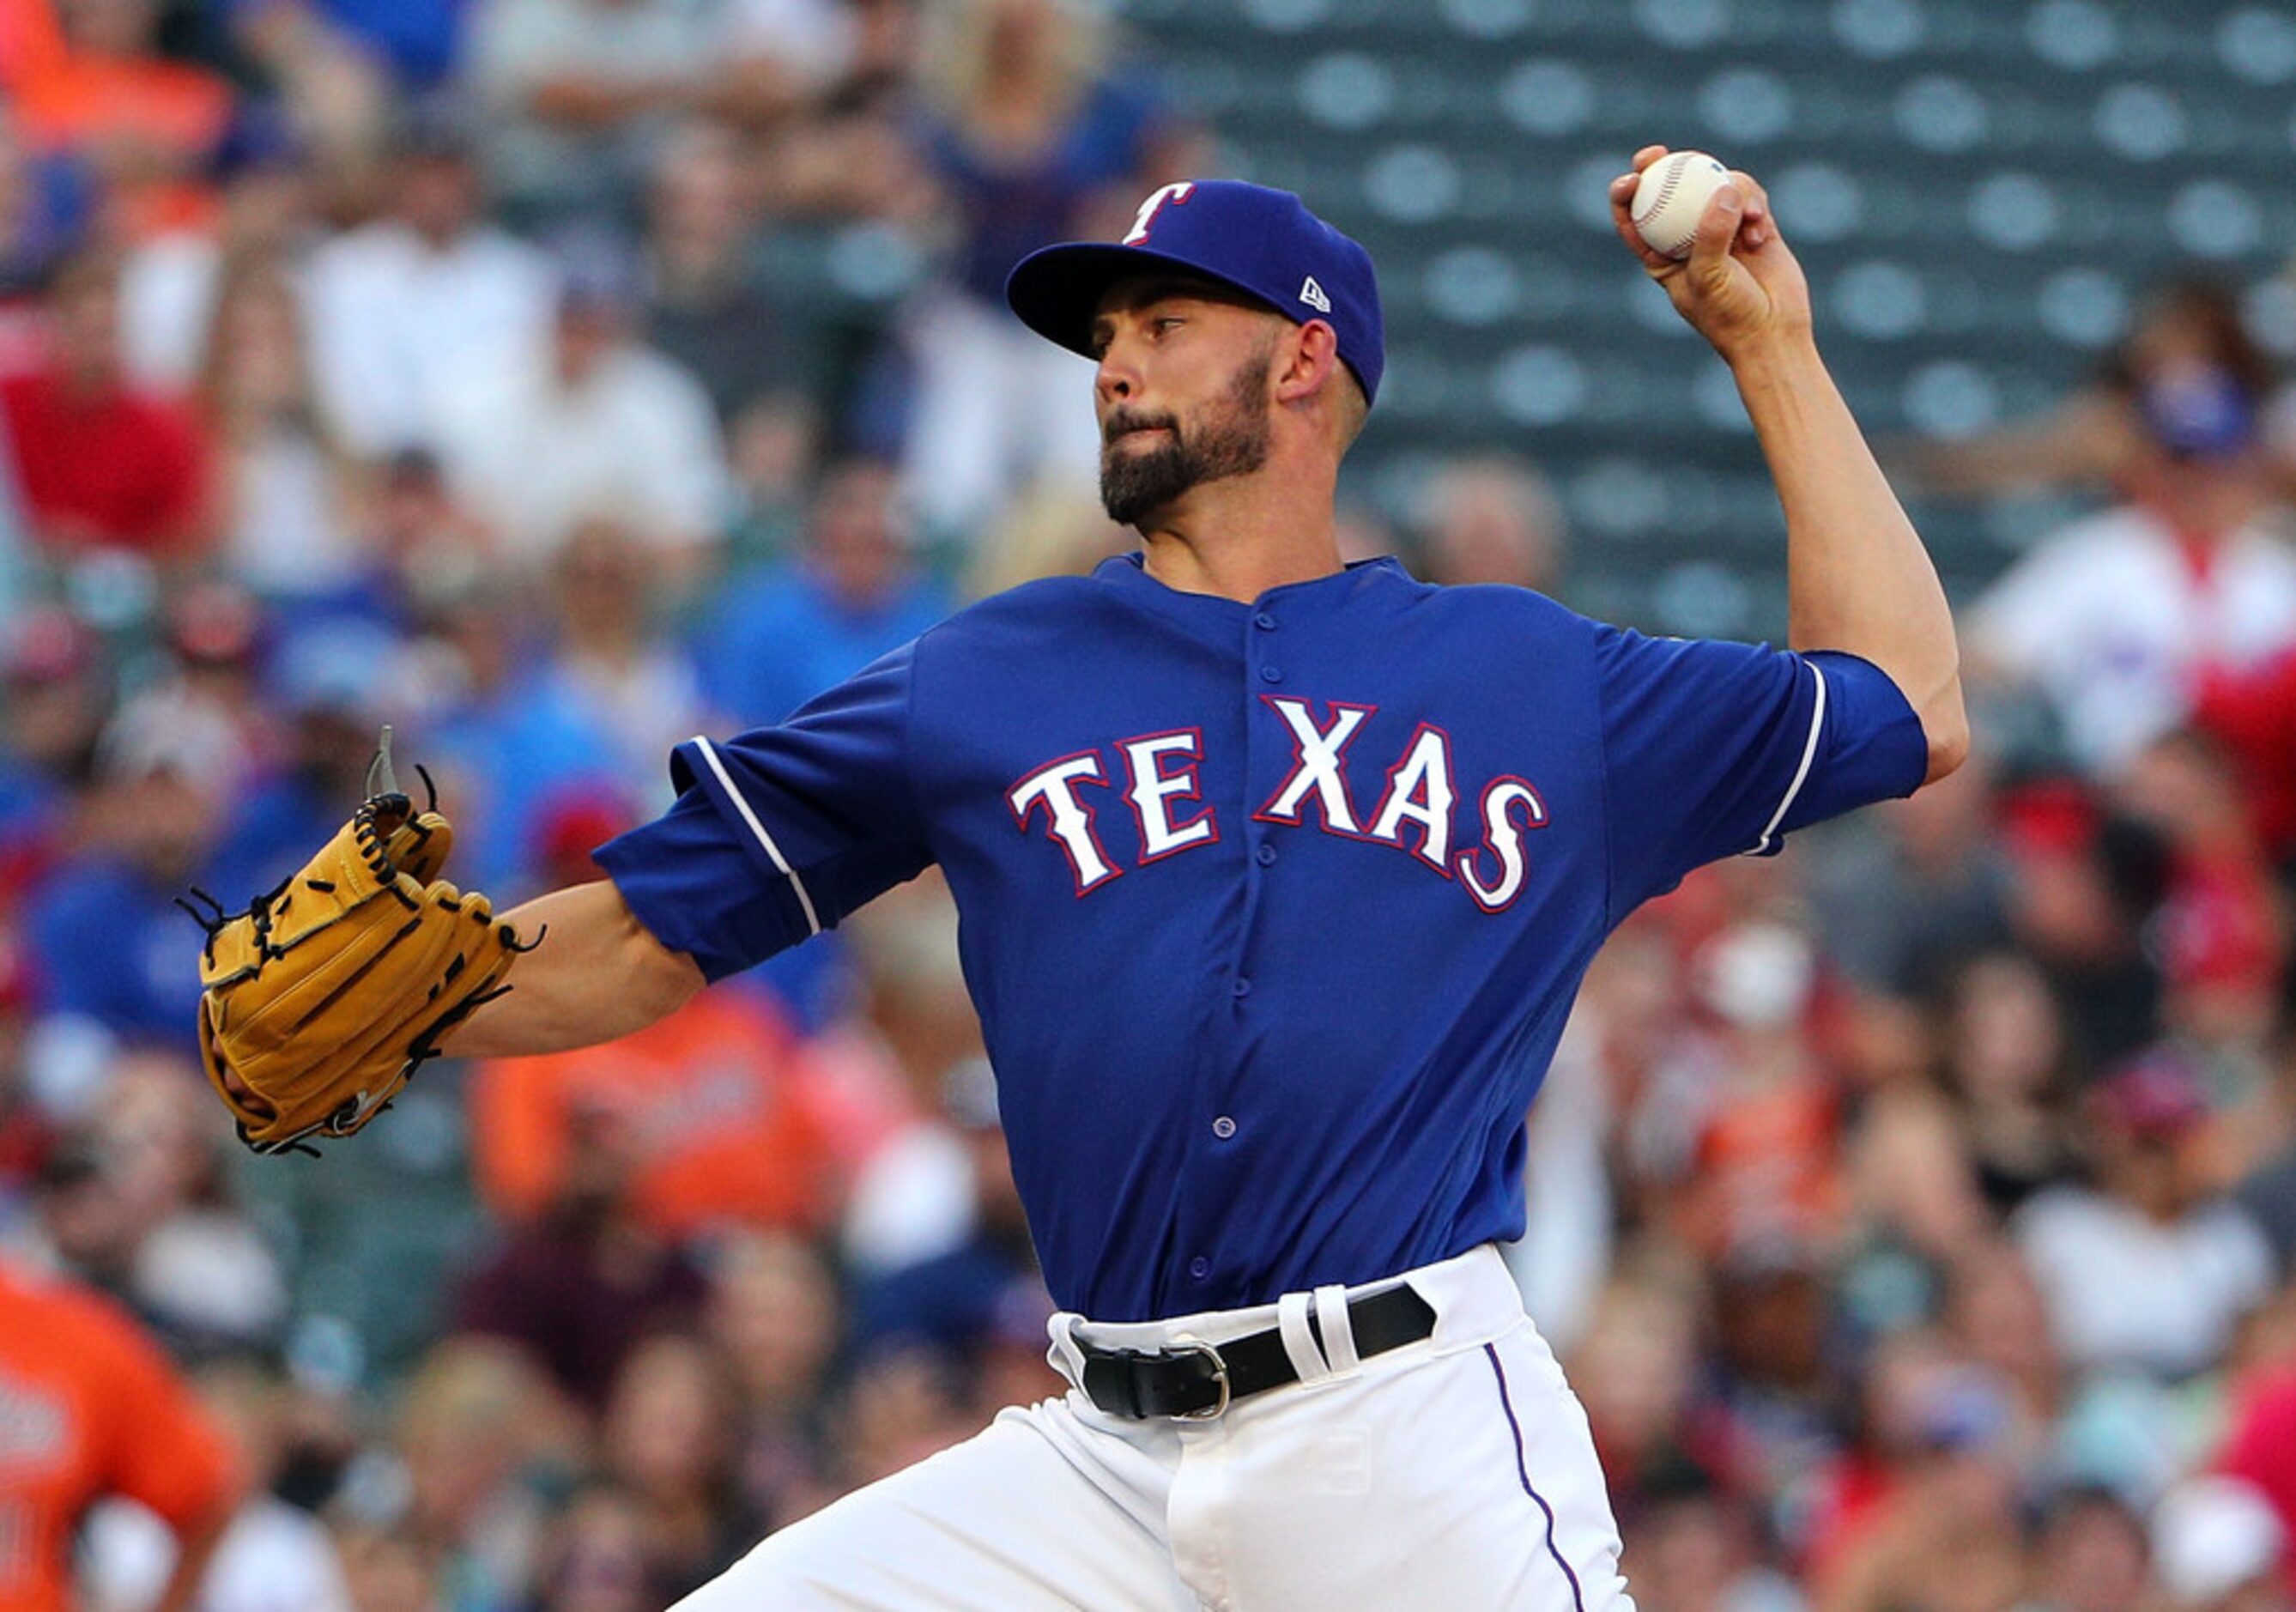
[[0, 1255, 242, 1612], [203, 147, 1965, 1608]]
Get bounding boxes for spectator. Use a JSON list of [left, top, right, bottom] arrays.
[[103, 1051, 288, 1354], [700, 458, 949, 724], [900, 0, 1196, 538], [594, 1331, 758, 1603], [719, 390, 822, 568], [355, 1340, 560, 1609], [848, 1057, 1047, 1359], [326, 1522, 445, 1612], [2025, 1486, 2153, 1612], [469, 0, 749, 224], [2195, 646, 2296, 879], [1568, 1279, 1703, 1502], [118, 107, 320, 394], [525, 1482, 655, 1612], [0, 250, 213, 562], [302, 107, 555, 461], [0, 604, 105, 906], [1937, 951, 2081, 1219], [194, 258, 370, 600], [530, 518, 718, 794], [22, 691, 248, 1066], [703, 1230, 841, 1533], [2, 0, 235, 240], [452, 1088, 710, 1415], [0, 105, 92, 311], [230, 0, 470, 95], [2002, 784, 2174, 1070], [1694, 1236, 1847, 1516], [1414, 453, 1566, 593], [0, 936, 50, 1197], [2110, 732, 2287, 1062], [1618, 1456, 1800, 1612], [1671, 917, 1847, 1261], [470, 969, 839, 1242], [1894, 281, 2278, 502], [641, 118, 782, 427], [0, 1251, 241, 1612], [209, 619, 415, 907], [431, 241, 730, 578], [1807, 748, 2014, 1002], [1969, 360, 2296, 776], [2014, 1050, 2275, 1381], [299, 444, 496, 647], [80, 1358, 355, 1612], [2152, 1476, 2291, 1612], [1810, 1362, 2030, 1612], [820, 1342, 978, 1494]]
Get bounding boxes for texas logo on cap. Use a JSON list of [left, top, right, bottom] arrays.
[[1005, 179, 1386, 405]]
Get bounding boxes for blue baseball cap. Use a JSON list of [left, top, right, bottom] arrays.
[[1006, 180, 1384, 405]]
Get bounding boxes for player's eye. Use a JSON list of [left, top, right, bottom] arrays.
[[1154, 317, 1186, 335]]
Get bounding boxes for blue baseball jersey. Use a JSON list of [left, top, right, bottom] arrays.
[[596, 555, 1927, 1320]]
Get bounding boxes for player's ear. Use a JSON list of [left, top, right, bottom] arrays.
[[1275, 318, 1342, 408]]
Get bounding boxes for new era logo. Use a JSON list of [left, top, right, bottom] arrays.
[[1299, 276, 1332, 314]]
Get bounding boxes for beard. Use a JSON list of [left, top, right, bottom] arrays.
[[1099, 343, 1274, 528]]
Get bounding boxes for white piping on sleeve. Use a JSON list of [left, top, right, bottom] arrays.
[[692, 735, 822, 936], [1748, 661, 1827, 856]]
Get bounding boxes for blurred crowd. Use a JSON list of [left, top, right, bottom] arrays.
[[9, 1, 2296, 1610]]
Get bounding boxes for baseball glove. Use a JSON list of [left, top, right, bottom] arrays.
[[182, 730, 537, 1154]]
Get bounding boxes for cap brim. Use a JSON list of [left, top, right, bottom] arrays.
[[1005, 242, 1275, 360]]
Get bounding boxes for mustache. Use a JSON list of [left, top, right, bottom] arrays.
[[1103, 410, 1178, 446]]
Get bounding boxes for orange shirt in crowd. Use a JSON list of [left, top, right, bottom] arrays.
[[473, 990, 844, 1238], [0, 1258, 237, 1612], [1687, 1077, 1845, 1258], [0, 0, 233, 236]]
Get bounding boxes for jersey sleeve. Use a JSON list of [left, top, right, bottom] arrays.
[[1594, 625, 1929, 923], [592, 642, 934, 981]]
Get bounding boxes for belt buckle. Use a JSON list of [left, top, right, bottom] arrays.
[[1167, 1335, 1230, 1421]]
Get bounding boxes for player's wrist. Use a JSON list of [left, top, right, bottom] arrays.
[[1718, 324, 1823, 384]]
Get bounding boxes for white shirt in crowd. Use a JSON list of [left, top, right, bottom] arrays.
[[2013, 1183, 2275, 1381], [430, 338, 731, 562], [1972, 503, 2296, 774], [82, 1494, 353, 1612], [304, 221, 556, 459]]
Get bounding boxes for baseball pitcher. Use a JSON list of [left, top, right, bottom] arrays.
[[194, 148, 1966, 1608]]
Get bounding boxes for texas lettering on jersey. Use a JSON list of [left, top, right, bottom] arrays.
[[1007, 695, 1550, 912]]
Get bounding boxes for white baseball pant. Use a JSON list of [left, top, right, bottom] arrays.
[[672, 1244, 1635, 1610]]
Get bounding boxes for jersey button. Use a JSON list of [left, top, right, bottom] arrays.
[[1189, 1257, 1211, 1280], [1212, 1115, 1238, 1139], [1233, 977, 1252, 999], [1255, 844, 1278, 867], [1254, 611, 1277, 631], [1259, 664, 1283, 683]]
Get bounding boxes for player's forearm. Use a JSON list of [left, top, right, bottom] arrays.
[[152, 1492, 239, 1612], [1732, 332, 1969, 782], [441, 879, 705, 1057]]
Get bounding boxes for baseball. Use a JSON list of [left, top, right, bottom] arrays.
[[1631, 150, 1734, 260]]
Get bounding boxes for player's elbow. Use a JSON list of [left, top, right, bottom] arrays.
[[1917, 676, 1971, 787], [621, 900, 707, 1021]]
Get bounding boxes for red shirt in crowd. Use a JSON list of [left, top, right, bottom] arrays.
[[0, 1259, 238, 1612], [2196, 653, 2296, 862], [0, 366, 210, 555], [2216, 1366, 2296, 1595]]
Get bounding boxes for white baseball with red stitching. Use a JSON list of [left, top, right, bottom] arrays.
[[1631, 150, 1733, 260]]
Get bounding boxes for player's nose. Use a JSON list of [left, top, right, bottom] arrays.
[[1094, 342, 1140, 409]]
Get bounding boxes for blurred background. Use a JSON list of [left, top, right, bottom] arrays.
[[7, 0, 2296, 1607]]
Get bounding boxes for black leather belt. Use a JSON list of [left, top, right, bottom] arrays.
[[1077, 1284, 1438, 1420]]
